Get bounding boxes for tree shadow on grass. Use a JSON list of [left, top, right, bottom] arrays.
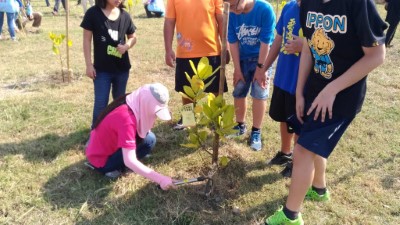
[[42, 160, 115, 210], [0, 128, 90, 163], [41, 154, 286, 224]]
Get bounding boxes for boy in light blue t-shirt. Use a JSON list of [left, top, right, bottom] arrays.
[[226, 0, 275, 151]]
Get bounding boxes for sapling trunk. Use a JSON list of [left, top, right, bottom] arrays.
[[212, 2, 230, 165]]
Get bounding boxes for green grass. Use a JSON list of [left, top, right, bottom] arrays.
[[0, 1, 399, 225]]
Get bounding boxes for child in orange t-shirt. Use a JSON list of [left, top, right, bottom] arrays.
[[163, 0, 228, 130]]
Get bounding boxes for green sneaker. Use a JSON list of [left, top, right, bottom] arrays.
[[265, 207, 304, 225], [305, 187, 330, 201]]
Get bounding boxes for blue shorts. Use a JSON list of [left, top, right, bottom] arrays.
[[232, 57, 271, 100], [294, 113, 355, 158]]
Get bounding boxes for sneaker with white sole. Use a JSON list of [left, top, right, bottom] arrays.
[[227, 124, 247, 138], [104, 170, 122, 179], [267, 151, 292, 166], [249, 130, 262, 151]]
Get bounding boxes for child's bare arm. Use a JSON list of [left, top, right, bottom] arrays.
[[296, 38, 313, 123]]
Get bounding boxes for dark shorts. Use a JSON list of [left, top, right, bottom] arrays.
[[296, 113, 355, 158], [175, 56, 228, 93], [269, 85, 296, 122]]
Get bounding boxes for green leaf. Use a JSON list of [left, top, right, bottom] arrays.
[[189, 133, 198, 143], [52, 46, 59, 55], [203, 76, 216, 90], [222, 105, 235, 125], [185, 72, 192, 84], [198, 116, 211, 125], [197, 57, 209, 78], [183, 85, 195, 98], [219, 156, 230, 167], [198, 131, 208, 142], [203, 65, 221, 80], [202, 104, 213, 118], [189, 59, 197, 75], [178, 91, 193, 100], [181, 143, 199, 148]]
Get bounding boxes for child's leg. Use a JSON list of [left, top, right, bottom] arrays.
[[312, 155, 327, 188], [286, 143, 316, 212], [252, 98, 265, 128], [111, 70, 129, 100], [234, 97, 247, 123], [280, 122, 294, 154]]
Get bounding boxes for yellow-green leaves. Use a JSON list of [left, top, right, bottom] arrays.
[[49, 32, 71, 55], [219, 156, 230, 168], [181, 57, 235, 168]]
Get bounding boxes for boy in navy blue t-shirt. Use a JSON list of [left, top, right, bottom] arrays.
[[265, 0, 387, 224]]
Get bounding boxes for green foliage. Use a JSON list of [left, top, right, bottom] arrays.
[[49, 32, 72, 55], [48, 32, 72, 82], [180, 57, 237, 166]]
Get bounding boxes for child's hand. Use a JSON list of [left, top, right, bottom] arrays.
[[159, 176, 176, 190], [165, 50, 176, 68], [307, 88, 336, 122], [232, 69, 245, 87], [285, 35, 303, 54], [86, 65, 96, 79], [253, 68, 268, 89], [296, 94, 305, 124], [117, 43, 129, 54]]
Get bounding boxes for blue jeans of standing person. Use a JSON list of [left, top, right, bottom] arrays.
[[0, 12, 16, 39], [92, 70, 129, 127], [53, 0, 65, 12], [95, 132, 157, 173]]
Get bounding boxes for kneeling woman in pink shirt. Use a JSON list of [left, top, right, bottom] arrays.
[[86, 83, 175, 190]]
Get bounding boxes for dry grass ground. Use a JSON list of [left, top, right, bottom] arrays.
[[0, 1, 399, 225]]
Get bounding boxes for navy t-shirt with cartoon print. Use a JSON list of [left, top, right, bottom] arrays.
[[81, 6, 136, 73], [300, 0, 386, 117]]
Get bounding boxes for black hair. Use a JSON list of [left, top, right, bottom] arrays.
[[92, 93, 129, 129], [95, 0, 126, 9]]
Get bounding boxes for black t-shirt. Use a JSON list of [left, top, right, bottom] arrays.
[[300, 0, 387, 117], [81, 6, 136, 72]]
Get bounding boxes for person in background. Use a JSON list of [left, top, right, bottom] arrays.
[[16, 0, 43, 31], [264, 0, 387, 224], [81, 0, 137, 129], [264, 0, 303, 177], [86, 83, 176, 191], [143, 0, 164, 18], [163, 0, 228, 130], [0, 0, 19, 41], [225, 0, 275, 151], [51, 0, 65, 16], [385, 0, 400, 47], [81, 0, 94, 14]]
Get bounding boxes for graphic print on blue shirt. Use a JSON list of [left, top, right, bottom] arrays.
[[227, 0, 275, 60], [273, 0, 302, 94]]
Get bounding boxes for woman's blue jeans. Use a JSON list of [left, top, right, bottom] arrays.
[[95, 132, 156, 173], [0, 12, 16, 38], [92, 70, 129, 128]]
